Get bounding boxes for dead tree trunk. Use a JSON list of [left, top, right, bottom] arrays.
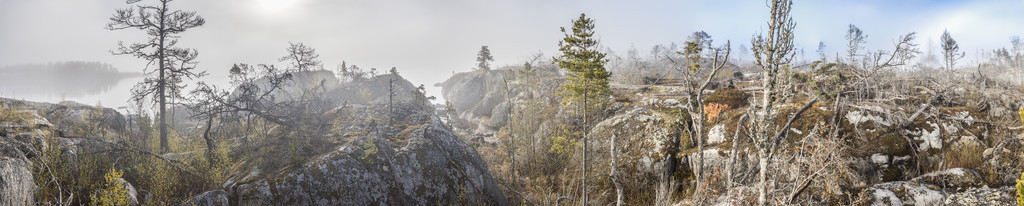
[[611, 134, 624, 206]]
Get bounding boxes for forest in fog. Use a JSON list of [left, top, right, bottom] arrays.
[[2, 0, 1024, 205]]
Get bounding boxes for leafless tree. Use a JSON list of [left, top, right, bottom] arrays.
[[670, 31, 731, 202], [186, 62, 334, 166], [1011, 36, 1023, 82], [846, 24, 867, 63], [107, 0, 206, 153], [748, 0, 812, 205]]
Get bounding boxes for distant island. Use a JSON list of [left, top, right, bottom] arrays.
[[0, 61, 142, 98]]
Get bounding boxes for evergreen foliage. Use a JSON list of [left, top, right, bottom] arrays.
[[476, 46, 494, 71], [554, 13, 612, 110]]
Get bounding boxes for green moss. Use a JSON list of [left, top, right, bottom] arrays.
[[704, 88, 750, 109], [878, 134, 911, 157]]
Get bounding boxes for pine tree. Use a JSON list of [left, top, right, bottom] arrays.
[[555, 13, 612, 111], [941, 29, 965, 73], [476, 46, 494, 71], [553, 13, 611, 205], [107, 0, 206, 153]]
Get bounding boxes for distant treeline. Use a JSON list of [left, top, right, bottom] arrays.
[[0, 61, 140, 79]]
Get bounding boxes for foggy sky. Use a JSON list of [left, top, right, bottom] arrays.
[[2, 0, 1024, 105]]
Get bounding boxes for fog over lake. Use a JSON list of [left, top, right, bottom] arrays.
[[0, 61, 144, 108]]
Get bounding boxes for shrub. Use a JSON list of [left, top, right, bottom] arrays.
[[361, 136, 378, 165], [1017, 171, 1024, 206], [1019, 107, 1024, 127], [704, 103, 730, 123], [942, 141, 984, 170], [90, 168, 131, 206]]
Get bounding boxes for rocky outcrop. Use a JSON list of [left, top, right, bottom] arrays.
[[186, 190, 229, 206], [864, 168, 1009, 205], [225, 75, 507, 205], [436, 70, 511, 134], [0, 141, 35, 206], [942, 186, 1016, 206], [437, 68, 563, 135], [226, 118, 506, 205], [1, 97, 128, 137]]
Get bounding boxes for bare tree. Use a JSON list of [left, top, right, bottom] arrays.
[[670, 32, 731, 202], [749, 0, 803, 204], [107, 0, 206, 153], [279, 42, 323, 72], [610, 134, 624, 206], [1011, 36, 1023, 80], [940, 29, 965, 74], [846, 24, 867, 63]]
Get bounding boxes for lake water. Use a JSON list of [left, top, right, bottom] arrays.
[[0, 76, 144, 109]]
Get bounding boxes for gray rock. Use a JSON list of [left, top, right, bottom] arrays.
[[863, 168, 1003, 206], [942, 186, 1015, 206], [114, 178, 140, 206], [0, 141, 35, 206], [910, 168, 984, 192], [864, 181, 946, 206], [185, 190, 229, 206], [227, 118, 507, 205]]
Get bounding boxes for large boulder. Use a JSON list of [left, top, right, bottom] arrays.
[[437, 68, 563, 134], [0, 141, 35, 206], [436, 70, 510, 133], [185, 190, 229, 206], [226, 118, 507, 205], [113, 178, 141, 206]]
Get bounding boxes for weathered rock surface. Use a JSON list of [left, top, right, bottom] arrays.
[[864, 168, 1013, 205], [225, 75, 508, 205], [185, 190, 229, 206], [0, 141, 35, 206], [114, 178, 141, 206], [437, 68, 563, 135], [942, 186, 1016, 206], [226, 118, 506, 205], [436, 70, 511, 133]]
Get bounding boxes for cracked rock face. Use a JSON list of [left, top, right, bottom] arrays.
[[227, 119, 507, 205], [0, 141, 35, 206]]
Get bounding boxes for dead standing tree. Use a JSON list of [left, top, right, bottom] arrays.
[[668, 33, 731, 201], [747, 0, 820, 205], [107, 0, 206, 153]]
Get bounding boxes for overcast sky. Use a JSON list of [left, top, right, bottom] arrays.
[[2, 0, 1024, 104]]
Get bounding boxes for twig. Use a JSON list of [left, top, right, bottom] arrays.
[[787, 161, 830, 203]]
